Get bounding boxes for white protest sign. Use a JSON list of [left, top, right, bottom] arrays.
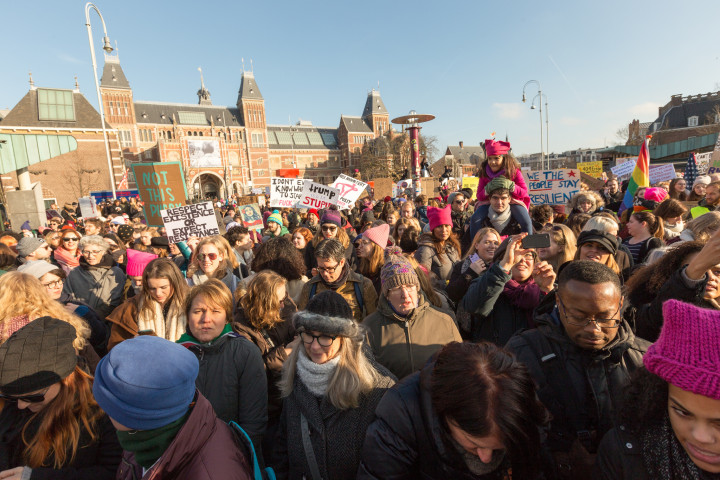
[[522, 169, 581, 205], [696, 152, 711, 174], [269, 177, 306, 208], [330, 174, 368, 210], [610, 159, 637, 177], [297, 181, 340, 209], [78, 196, 98, 218], [161, 201, 220, 244], [649, 164, 677, 184]]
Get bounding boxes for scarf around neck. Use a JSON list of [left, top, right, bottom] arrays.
[[449, 434, 507, 476], [487, 207, 512, 233], [116, 411, 190, 469], [296, 347, 340, 397], [503, 278, 540, 327], [137, 296, 187, 342], [53, 246, 81, 271], [322, 262, 350, 290], [177, 323, 237, 347]]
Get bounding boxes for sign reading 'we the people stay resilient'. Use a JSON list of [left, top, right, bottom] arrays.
[[523, 169, 581, 205]]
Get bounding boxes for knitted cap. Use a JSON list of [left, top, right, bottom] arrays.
[[16, 237, 45, 258], [644, 187, 668, 204], [360, 210, 376, 225], [126, 249, 158, 277], [485, 176, 515, 195], [0, 317, 77, 395], [267, 210, 283, 226], [694, 175, 711, 188], [17, 260, 58, 279], [427, 205, 452, 231], [363, 223, 390, 248], [485, 139, 511, 156], [380, 246, 420, 295], [293, 291, 359, 338], [320, 210, 342, 228], [577, 229, 620, 255], [93, 336, 199, 430], [645, 300, 720, 400], [117, 225, 134, 243], [308, 208, 319, 220], [20, 221, 31, 231]]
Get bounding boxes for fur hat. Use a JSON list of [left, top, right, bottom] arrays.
[[293, 291, 359, 338]]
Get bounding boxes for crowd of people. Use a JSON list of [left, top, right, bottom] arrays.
[[0, 139, 719, 478]]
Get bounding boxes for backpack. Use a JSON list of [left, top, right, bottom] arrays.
[[228, 421, 276, 480], [309, 281, 364, 315]]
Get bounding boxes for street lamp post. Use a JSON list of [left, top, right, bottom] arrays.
[[531, 92, 549, 168], [522, 80, 544, 170], [85, 3, 116, 199]]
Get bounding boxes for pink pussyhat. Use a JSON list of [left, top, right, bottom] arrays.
[[485, 139, 511, 156], [427, 205, 452, 231], [126, 248, 158, 277], [644, 187, 668, 204], [363, 223, 390, 248]]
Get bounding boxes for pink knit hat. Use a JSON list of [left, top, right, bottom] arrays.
[[126, 249, 158, 277], [427, 205, 452, 231], [485, 139, 511, 156], [643, 187, 668, 204], [644, 300, 720, 400], [363, 223, 390, 248]]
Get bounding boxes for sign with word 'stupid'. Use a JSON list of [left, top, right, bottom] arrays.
[[297, 181, 340, 209], [132, 162, 188, 227], [269, 178, 306, 208], [523, 169, 581, 205], [330, 174, 368, 210], [161, 202, 220, 243]]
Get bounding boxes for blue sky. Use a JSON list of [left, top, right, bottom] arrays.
[[2, 0, 719, 159]]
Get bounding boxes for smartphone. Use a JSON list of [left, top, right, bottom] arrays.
[[521, 233, 551, 249], [470, 253, 480, 263]]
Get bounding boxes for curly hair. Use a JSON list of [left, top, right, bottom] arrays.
[[620, 367, 668, 433], [237, 270, 287, 329], [251, 236, 306, 281], [567, 190, 604, 213]]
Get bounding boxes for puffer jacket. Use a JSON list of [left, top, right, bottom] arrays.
[[297, 269, 377, 323], [272, 353, 395, 479], [62, 254, 126, 318], [458, 263, 546, 345], [117, 391, 252, 480], [358, 359, 535, 479], [414, 234, 460, 283], [362, 294, 462, 380], [593, 426, 649, 480], [505, 296, 649, 472]]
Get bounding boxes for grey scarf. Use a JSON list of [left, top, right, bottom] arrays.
[[449, 435, 507, 476], [296, 347, 340, 397], [487, 207, 512, 233]]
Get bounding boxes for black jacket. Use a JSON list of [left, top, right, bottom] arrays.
[[445, 259, 484, 306], [182, 333, 268, 456], [505, 296, 649, 457], [593, 426, 648, 480]]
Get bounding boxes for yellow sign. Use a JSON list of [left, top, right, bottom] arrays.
[[462, 176, 480, 199], [577, 161, 603, 178]]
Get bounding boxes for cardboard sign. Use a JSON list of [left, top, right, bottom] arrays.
[[269, 178, 306, 208], [610, 159, 637, 178], [649, 164, 677, 184], [373, 178, 394, 199], [161, 201, 220, 243], [461, 177, 479, 199], [78, 196, 98, 218], [523, 169, 581, 205], [577, 161, 603, 178], [696, 152, 711, 174], [330, 174, 368, 210], [419, 177, 440, 197], [238, 203, 263, 231], [580, 172, 605, 191], [298, 181, 340, 209], [236, 195, 258, 206], [132, 162, 188, 227]]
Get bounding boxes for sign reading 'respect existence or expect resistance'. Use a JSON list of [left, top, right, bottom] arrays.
[[132, 162, 188, 227], [161, 201, 220, 244], [523, 169, 581, 205]]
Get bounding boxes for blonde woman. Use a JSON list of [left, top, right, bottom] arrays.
[[392, 217, 420, 245], [186, 235, 241, 292], [355, 224, 389, 294], [537, 224, 577, 273], [106, 258, 188, 349], [274, 291, 394, 479]]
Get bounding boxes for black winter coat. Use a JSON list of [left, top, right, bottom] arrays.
[[505, 300, 649, 459], [358, 360, 542, 479], [0, 404, 121, 480], [182, 333, 268, 456], [445, 258, 484, 306], [593, 427, 649, 480]]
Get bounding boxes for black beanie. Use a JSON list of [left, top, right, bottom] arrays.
[[293, 291, 359, 338], [0, 317, 77, 395]]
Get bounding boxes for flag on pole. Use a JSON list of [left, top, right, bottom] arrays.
[[684, 152, 698, 188], [619, 135, 651, 214], [118, 168, 129, 190]]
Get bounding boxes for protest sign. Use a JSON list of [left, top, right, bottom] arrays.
[[297, 181, 340, 209], [710, 133, 720, 169], [649, 164, 677, 184], [269, 177, 306, 208], [132, 162, 188, 227], [523, 169, 581, 205], [610, 158, 637, 178], [577, 161, 603, 178], [78, 196, 98, 218], [373, 178, 394, 199], [395, 178, 413, 197], [330, 174, 368, 210], [462, 177, 479, 199], [419, 177, 439, 197], [237, 203, 263, 231], [161, 201, 220, 244], [580, 172, 605, 191], [696, 152, 711, 174], [236, 195, 257, 206]]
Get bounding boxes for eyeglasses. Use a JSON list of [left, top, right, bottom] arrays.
[[82, 250, 104, 256], [317, 262, 341, 273], [0, 387, 50, 404], [63, 237, 79, 242], [300, 331, 337, 347], [197, 253, 218, 261], [453, 199, 466, 204], [321, 225, 338, 232], [41, 279, 63, 289], [556, 295, 622, 329]]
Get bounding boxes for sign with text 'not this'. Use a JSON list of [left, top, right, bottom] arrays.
[[161, 202, 220, 243], [132, 162, 188, 227], [523, 169, 581, 205]]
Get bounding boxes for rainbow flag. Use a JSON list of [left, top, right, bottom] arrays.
[[619, 136, 651, 214]]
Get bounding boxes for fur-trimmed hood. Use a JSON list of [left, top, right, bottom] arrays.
[[567, 190, 605, 212]]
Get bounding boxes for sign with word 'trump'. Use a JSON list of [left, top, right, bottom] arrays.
[[132, 162, 188, 227], [523, 169, 581, 205], [330, 174, 368, 210], [298, 181, 340, 209], [269, 177, 306, 208], [161, 202, 220, 243]]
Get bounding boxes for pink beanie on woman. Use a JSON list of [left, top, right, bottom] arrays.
[[427, 205, 452, 231], [363, 223, 390, 248], [485, 139, 511, 156], [126, 249, 158, 277]]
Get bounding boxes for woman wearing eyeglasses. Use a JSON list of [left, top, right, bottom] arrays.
[[305, 210, 354, 276], [273, 291, 395, 479], [53, 228, 83, 274], [0, 317, 121, 480], [62, 236, 126, 319], [186, 236, 241, 293]]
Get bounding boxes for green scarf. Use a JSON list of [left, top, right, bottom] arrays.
[[176, 323, 237, 347], [116, 412, 190, 469]]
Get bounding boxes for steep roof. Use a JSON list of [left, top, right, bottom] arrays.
[[341, 115, 372, 133], [0, 88, 110, 129], [445, 145, 485, 165], [100, 55, 131, 90], [650, 94, 720, 132], [133, 101, 242, 126], [362, 89, 387, 119], [237, 72, 263, 102]]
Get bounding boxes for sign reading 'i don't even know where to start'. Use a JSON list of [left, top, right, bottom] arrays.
[[132, 162, 189, 227]]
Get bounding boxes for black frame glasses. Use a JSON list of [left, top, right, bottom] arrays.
[[556, 295, 622, 329], [299, 331, 337, 347], [317, 262, 342, 273], [0, 387, 50, 404]]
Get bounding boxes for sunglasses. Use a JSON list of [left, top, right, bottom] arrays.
[[0, 387, 50, 404], [63, 237, 79, 242], [321, 226, 338, 232], [197, 253, 218, 261]]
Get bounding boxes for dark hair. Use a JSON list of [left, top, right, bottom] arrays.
[[631, 211, 664, 240], [479, 152, 519, 180], [251, 237, 306, 281], [668, 178, 688, 201], [620, 367, 668, 434], [557, 260, 621, 293], [430, 342, 549, 478], [225, 226, 250, 245], [399, 226, 420, 253], [0, 243, 16, 270], [530, 204, 554, 226], [653, 198, 688, 221], [314, 238, 346, 263], [487, 187, 510, 198], [564, 213, 591, 239]]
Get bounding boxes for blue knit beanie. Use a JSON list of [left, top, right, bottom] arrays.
[[92, 336, 199, 430]]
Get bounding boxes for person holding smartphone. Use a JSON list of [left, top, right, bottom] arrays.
[[446, 227, 501, 306]]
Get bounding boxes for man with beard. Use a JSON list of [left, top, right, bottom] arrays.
[[506, 261, 648, 479]]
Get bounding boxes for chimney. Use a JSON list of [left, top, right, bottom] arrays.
[[459, 141, 464, 148]]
